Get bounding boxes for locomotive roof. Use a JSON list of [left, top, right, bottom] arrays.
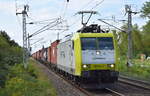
[[59, 32, 114, 44]]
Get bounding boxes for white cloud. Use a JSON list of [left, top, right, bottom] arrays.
[[0, 1, 15, 15]]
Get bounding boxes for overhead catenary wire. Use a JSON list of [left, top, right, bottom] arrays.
[[61, 0, 95, 25], [27, 17, 61, 25], [60, 0, 106, 33], [30, 38, 44, 46], [98, 19, 126, 33], [25, 1, 69, 42], [65, 0, 95, 19], [15, 0, 69, 52], [33, 21, 63, 35], [68, 0, 96, 22], [67, 0, 105, 29], [91, 0, 105, 10], [29, 18, 66, 38], [62, 1, 69, 19], [77, 0, 95, 12], [57, 0, 69, 19], [53, 0, 69, 36], [27, 0, 106, 42], [29, 18, 60, 37]]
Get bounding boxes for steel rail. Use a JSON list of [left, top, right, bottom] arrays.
[[119, 76, 150, 91], [42, 63, 92, 96], [105, 88, 125, 96]]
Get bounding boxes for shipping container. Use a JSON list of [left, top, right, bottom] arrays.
[[36, 50, 41, 60], [41, 47, 48, 61], [47, 46, 51, 63], [50, 40, 60, 64]]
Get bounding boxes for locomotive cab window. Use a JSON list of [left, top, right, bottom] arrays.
[[98, 37, 114, 50], [81, 37, 114, 50], [81, 38, 97, 50]]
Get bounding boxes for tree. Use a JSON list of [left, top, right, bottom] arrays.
[[117, 24, 143, 57], [141, 21, 150, 56], [0, 31, 23, 87], [141, 1, 150, 18], [140, 1, 150, 56], [0, 31, 10, 43], [132, 24, 143, 56], [142, 21, 150, 35], [0, 31, 19, 47]]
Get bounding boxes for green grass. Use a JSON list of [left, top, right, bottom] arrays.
[[118, 57, 150, 82], [0, 59, 57, 96]]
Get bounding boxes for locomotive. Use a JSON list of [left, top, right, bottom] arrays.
[[32, 24, 119, 88]]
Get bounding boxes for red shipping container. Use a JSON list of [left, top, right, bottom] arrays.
[[40, 48, 44, 60], [47, 46, 51, 62], [35, 52, 38, 59], [36, 51, 38, 60], [32, 53, 36, 59], [47, 40, 60, 64], [40, 47, 47, 61], [37, 50, 41, 60], [34, 53, 36, 59]]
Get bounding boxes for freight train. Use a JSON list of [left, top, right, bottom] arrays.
[[32, 24, 119, 88]]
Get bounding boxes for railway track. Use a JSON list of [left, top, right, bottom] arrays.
[[105, 88, 125, 96], [119, 75, 150, 91], [38, 61, 150, 96], [42, 63, 124, 96], [57, 73, 150, 96], [47, 66, 126, 96], [52, 70, 93, 96], [57, 72, 126, 96]]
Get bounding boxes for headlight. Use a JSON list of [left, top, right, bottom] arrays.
[[110, 64, 114, 68], [108, 64, 115, 68], [83, 64, 87, 68], [96, 51, 100, 55]]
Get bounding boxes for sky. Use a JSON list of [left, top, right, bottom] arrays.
[[0, 0, 149, 53]]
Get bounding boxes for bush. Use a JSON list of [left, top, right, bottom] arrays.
[[0, 33, 23, 87], [0, 62, 57, 96], [119, 57, 150, 81]]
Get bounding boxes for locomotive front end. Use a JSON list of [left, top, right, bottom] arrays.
[[73, 33, 119, 86]]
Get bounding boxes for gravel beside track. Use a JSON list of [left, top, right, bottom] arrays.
[[35, 61, 87, 96]]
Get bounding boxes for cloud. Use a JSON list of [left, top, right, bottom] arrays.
[[0, 1, 15, 16]]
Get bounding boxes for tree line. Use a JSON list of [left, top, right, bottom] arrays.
[[0, 31, 23, 87]]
